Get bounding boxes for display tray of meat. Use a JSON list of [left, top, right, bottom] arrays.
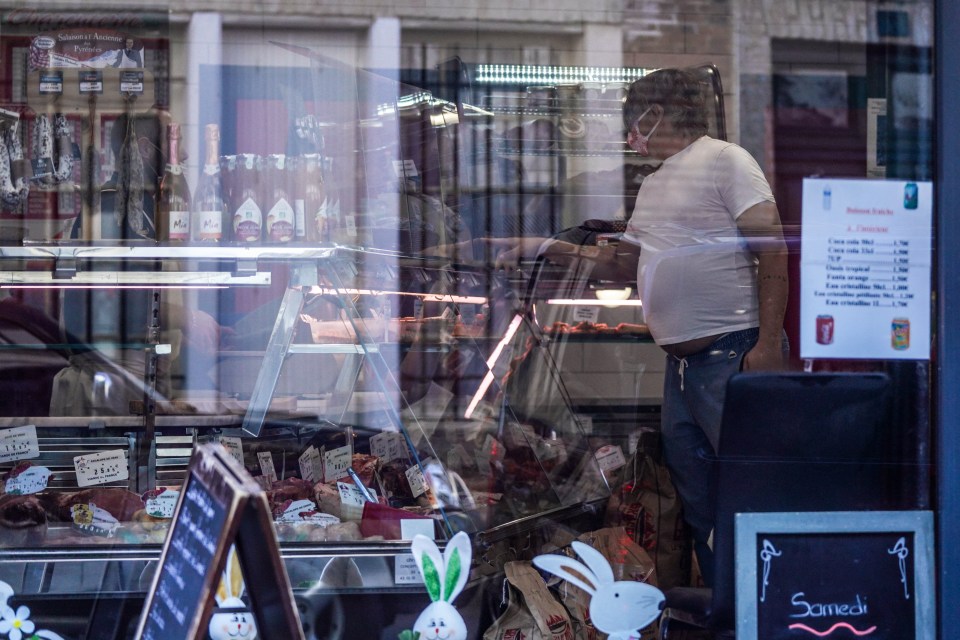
[[542, 321, 650, 339]]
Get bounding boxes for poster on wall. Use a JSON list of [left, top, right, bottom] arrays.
[[800, 177, 932, 360]]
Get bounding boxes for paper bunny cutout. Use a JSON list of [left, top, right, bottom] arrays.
[[533, 541, 665, 640], [411, 531, 472, 640], [208, 545, 258, 640]]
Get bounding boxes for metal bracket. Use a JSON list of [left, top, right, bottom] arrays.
[[52, 257, 77, 280], [232, 258, 258, 278]]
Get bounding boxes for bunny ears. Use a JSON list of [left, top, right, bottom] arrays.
[[532, 541, 615, 596], [215, 545, 246, 606], [411, 532, 472, 604]]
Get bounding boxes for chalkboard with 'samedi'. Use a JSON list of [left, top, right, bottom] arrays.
[[736, 511, 934, 640]]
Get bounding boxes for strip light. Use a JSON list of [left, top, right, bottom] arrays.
[[309, 286, 486, 305], [545, 298, 643, 306], [464, 313, 524, 420], [476, 64, 649, 85]]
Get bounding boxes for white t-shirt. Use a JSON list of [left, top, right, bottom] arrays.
[[622, 136, 774, 345]]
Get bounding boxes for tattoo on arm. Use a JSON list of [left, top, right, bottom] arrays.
[[761, 274, 788, 283]]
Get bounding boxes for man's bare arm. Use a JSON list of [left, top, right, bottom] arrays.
[[736, 200, 789, 370]]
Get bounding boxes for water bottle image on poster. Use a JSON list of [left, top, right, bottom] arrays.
[[800, 177, 932, 360]]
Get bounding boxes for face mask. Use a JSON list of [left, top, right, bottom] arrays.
[[628, 106, 662, 156]]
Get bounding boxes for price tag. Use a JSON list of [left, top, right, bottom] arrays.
[[345, 214, 357, 237], [4, 464, 52, 495], [595, 444, 627, 474], [39, 71, 63, 95], [218, 437, 244, 467], [275, 499, 340, 526], [370, 432, 407, 463], [74, 450, 129, 488], [392, 159, 419, 178], [572, 306, 601, 323], [324, 445, 352, 483], [395, 554, 424, 585], [142, 488, 180, 519], [119, 70, 144, 94], [79, 70, 103, 95], [0, 425, 39, 463], [258, 452, 278, 485], [299, 446, 321, 483], [400, 518, 435, 541], [71, 503, 122, 538], [337, 481, 376, 521], [393, 519, 435, 585], [405, 464, 428, 498]]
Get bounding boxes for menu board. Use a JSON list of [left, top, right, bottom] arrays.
[[800, 178, 932, 359], [735, 511, 935, 640], [135, 444, 304, 640], [139, 475, 228, 640]]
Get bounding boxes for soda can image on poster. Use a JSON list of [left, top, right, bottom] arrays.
[[904, 182, 919, 210], [816, 315, 835, 345], [892, 318, 911, 350]]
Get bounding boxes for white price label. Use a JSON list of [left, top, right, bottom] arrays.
[[595, 444, 627, 473], [275, 499, 340, 526], [370, 432, 407, 463], [4, 465, 52, 495], [406, 464, 428, 498], [400, 518, 435, 541], [392, 159, 419, 178], [395, 554, 424, 585], [0, 425, 39, 463], [258, 451, 278, 484], [71, 503, 121, 538], [74, 450, 129, 488], [324, 445, 352, 483], [299, 446, 321, 483], [345, 214, 357, 237], [572, 306, 601, 323], [337, 481, 376, 521], [143, 489, 180, 519], [219, 437, 244, 467]]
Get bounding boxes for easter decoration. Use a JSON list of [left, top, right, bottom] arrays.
[[208, 545, 258, 640], [533, 541, 665, 640], [0, 579, 65, 640], [410, 531, 472, 640]]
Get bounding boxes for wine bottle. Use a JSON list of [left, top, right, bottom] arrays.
[[192, 124, 225, 243], [156, 123, 191, 243], [301, 154, 327, 243], [231, 153, 262, 243], [265, 153, 295, 243]]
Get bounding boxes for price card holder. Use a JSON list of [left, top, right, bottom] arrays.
[[135, 444, 303, 640]]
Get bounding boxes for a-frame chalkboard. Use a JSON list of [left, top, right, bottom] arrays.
[[135, 443, 304, 640]]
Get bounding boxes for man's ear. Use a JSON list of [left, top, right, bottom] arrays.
[[650, 103, 665, 118]]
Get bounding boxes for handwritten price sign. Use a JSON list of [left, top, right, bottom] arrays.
[[0, 425, 39, 464], [74, 450, 129, 488], [324, 445, 352, 483]]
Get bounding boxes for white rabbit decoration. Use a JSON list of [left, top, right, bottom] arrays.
[[411, 531, 472, 640], [208, 545, 258, 640], [533, 541, 665, 640]]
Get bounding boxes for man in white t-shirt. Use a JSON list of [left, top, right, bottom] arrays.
[[614, 68, 789, 584], [484, 71, 787, 584]]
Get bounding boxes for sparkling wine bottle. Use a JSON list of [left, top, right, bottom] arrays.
[[156, 123, 191, 243], [231, 154, 262, 243], [265, 153, 295, 243], [192, 124, 225, 243]]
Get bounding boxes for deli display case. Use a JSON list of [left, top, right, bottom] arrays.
[[0, 43, 666, 639]]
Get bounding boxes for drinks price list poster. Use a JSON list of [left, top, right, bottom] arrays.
[[800, 178, 932, 360]]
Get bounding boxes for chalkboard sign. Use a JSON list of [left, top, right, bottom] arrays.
[[135, 443, 304, 640], [736, 511, 934, 640]]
